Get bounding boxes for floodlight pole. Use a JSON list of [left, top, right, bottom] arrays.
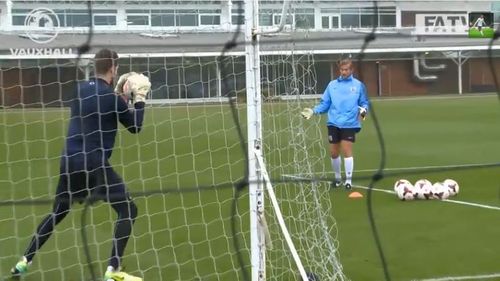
[[245, 0, 266, 281]]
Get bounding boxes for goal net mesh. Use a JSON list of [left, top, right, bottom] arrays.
[[0, 1, 346, 280]]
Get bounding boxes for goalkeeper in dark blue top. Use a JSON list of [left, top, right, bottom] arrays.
[[11, 49, 150, 281], [302, 58, 369, 190]]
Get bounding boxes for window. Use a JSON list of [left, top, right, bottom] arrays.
[[379, 14, 396, 27], [200, 15, 220, 25], [232, 15, 244, 25], [259, 13, 273, 26], [127, 15, 149, 26], [94, 15, 116, 26], [151, 14, 175, 26], [273, 14, 293, 25], [322, 16, 329, 29], [177, 14, 197, 26], [361, 14, 377, 27], [231, 7, 244, 25], [341, 14, 359, 28], [66, 14, 90, 27], [295, 14, 314, 29]]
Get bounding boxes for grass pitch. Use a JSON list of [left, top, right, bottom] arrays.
[[1, 94, 500, 281], [468, 26, 495, 38]]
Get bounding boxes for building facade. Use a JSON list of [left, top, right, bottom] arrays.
[[1, 1, 500, 107]]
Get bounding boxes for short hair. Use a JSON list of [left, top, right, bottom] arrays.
[[94, 48, 118, 75], [338, 58, 353, 68]]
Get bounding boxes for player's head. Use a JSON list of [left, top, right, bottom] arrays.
[[94, 48, 119, 83], [338, 58, 353, 79]]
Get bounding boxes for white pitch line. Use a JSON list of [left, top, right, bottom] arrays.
[[414, 272, 500, 281], [282, 174, 500, 211], [354, 184, 500, 211], [283, 173, 500, 280], [285, 162, 500, 175]]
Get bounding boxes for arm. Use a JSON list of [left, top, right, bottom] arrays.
[[358, 83, 369, 120], [116, 96, 145, 134], [471, 18, 479, 28], [115, 73, 151, 134], [313, 82, 333, 114], [301, 82, 332, 119]]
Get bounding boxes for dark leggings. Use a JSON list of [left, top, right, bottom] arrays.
[[24, 164, 138, 270], [24, 197, 138, 269]]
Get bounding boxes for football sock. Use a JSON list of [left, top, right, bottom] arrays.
[[344, 157, 353, 185], [331, 156, 341, 181]]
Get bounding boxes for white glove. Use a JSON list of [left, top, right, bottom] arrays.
[[358, 106, 367, 120], [127, 73, 151, 104], [301, 108, 314, 120], [114, 72, 137, 97]]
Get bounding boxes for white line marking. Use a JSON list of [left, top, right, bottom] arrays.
[[353, 184, 500, 211], [283, 163, 500, 175], [355, 162, 499, 173], [282, 174, 500, 211], [283, 173, 500, 280], [414, 272, 500, 281]]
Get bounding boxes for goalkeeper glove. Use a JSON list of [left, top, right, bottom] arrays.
[[301, 108, 314, 120], [127, 73, 151, 104], [358, 106, 367, 120], [114, 72, 138, 98]]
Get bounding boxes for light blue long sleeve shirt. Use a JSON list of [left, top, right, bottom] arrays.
[[313, 74, 369, 128]]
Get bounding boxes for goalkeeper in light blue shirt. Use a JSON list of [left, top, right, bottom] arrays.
[[301, 58, 369, 190]]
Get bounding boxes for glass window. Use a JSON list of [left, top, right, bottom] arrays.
[[341, 14, 359, 28], [12, 15, 26, 26], [259, 13, 273, 26], [380, 14, 396, 27], [332, 16, 339, 28], [93, 9, 117, 14], [151, 14, 175, 26], [295, 14, 314, 29], [200, 15, 220, 25], [94, 15, 116, 25], [126, 9, 150, 13], [361, 14, 377, 27], [273, 14, 293, 25], [232, 15, 244, 25], [341, 8, 359, 14], [127, 15, 149, 25], [176, 14, 197, 26], [66, 14, 90, 27], [321, 16, 329, 29]]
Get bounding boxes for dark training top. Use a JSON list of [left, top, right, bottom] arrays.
[[63, 78, 145, 169]]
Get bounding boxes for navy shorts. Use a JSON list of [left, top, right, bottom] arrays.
[[55, 155, 129, 204], [327, 126, 360, 144]]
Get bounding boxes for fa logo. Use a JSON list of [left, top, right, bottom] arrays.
[[350, 87, 357, 93], [24, 8, 60, 44]]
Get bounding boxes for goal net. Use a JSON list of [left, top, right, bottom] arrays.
[[0, 1, 345, 281], [0, 52, 253, 280], [259, 50, 347, 281]]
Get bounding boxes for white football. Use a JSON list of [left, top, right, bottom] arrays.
[[443, 179, 459, 196], [395, 179, 415, 201], [394, 179, 412, 193], [431, 182, 449, 200], [414, 179, 433, 200]]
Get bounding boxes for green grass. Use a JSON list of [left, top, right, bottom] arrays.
[[1, 94, 500, 280], [468, 26, 495, 38]]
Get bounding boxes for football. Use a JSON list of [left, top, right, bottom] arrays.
[[443, 179, 459, 196], [414, 179, 433, 200], [431, 182, 450, 200], [394, 179, 412, 192], [395, 179, 415, 201]]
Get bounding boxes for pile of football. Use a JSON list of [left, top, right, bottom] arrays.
[[394, 179, 459, 201]]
